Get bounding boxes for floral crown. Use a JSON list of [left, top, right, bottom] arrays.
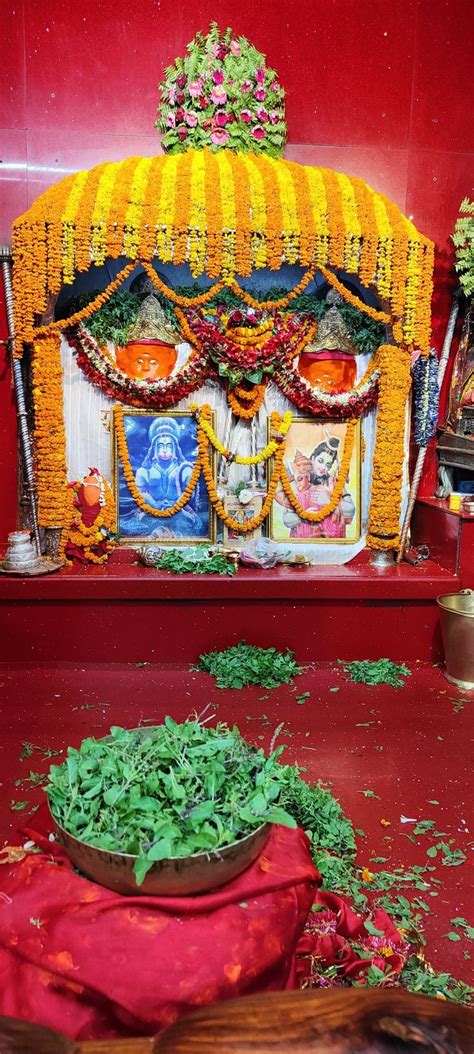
[[156, 22, 286, 156]]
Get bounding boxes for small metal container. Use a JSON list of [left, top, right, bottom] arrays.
[[437, 589, 474, 691]]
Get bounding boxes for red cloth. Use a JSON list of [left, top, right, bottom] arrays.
[[0, 825, 319, 1042], [296, 889, 410, 988]]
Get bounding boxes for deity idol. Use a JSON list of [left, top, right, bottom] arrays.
[[116, 295, 181, 380], [298, 288, 357, 393]]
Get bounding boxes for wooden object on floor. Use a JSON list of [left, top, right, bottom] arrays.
[[2, 989, 473, 1053], [154, 989, 474, 1053]]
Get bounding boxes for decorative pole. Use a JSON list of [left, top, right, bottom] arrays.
[[396, 291, 461, 564], [0, 247, 42, 557]]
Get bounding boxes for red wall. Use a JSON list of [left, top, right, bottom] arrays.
[[0, 0, 473, 542]]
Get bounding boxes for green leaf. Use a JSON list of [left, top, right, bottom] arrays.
[[445, 932, 462, 942]]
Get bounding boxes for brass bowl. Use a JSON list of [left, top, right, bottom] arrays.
[[48, 727, 271, 896]]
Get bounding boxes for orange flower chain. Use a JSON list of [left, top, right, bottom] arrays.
[[114, 403, 358, 535], [367, 345, 412, 550], [12, 148, 434, 351]]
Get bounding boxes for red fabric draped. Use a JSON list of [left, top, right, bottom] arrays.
[[0, 825, 319, 1042]]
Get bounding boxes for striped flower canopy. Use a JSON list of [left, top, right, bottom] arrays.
[[12, 148, 434, 349]]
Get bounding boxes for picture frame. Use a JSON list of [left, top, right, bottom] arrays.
[[268, 417, 361, 544], [222, 494, 263, 547], [113, 409, 216, 544]]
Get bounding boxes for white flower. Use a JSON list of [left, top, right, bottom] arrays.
[[238, 488, 253, 505]]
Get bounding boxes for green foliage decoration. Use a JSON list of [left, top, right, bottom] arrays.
[[452, 198, 474, 299], [156, 22, 286, 157]]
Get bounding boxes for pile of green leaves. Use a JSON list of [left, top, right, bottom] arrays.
[[342, 659, 411, 687], [46, 719, 296, 885], [195, 641, 302, 689], [150, 547, 237, 576]]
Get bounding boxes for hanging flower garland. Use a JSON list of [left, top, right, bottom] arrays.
[[412, 349, 439, 446], [227, 383, 267, 418], [367, 345, 412, 551], [196, 405, 292, 463], [13, 149, 434, 351], [31, 331, 69, 527], [179, 308, 315, 387], [273, 356, 381, 421], [66, 324, 211, 409]]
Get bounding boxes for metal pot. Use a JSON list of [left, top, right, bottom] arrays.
[[50, 810, 271, 897], [48, 727, 271, 896], [437, 589, 474, 690]]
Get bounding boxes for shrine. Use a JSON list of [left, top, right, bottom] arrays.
[[0, 11, 472, 1053]]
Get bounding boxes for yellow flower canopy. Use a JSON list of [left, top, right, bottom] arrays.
[[12, 148, 434, 349]]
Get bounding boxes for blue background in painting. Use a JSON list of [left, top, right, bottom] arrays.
[[118, 414, 210, 540]]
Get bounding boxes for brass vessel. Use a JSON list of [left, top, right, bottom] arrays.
[[437, 589, 474, 690]]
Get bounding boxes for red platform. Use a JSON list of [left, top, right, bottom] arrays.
[[0, 547, 459, 665]]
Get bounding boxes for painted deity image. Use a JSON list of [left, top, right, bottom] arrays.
[[115, 413, 214, 542], [271, 420, 360, 543]]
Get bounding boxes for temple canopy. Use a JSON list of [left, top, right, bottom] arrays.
[[12, 149, 434, 349]]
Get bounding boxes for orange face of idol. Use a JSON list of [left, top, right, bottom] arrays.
[[116, 340, 177, 381]]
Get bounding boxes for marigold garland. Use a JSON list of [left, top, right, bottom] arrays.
[[227, 383, 267, 418], [31, 331, 69, 527], [196, 406, 292, 463], [367, 345, 412, 551], [12, 150, 434, 352]]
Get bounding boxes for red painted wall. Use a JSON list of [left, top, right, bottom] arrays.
[[0, 0, 473, 541]]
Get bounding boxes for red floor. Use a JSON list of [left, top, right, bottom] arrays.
[[0, 660, 472, 986]]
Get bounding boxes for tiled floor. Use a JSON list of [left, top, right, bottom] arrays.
[[0, 659, 472, 984]]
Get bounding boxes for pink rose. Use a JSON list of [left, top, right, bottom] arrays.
[[240, 109, 253, 123], [269, 110, 280, 125], [240, 79, 253, 93], [212, 68, 224, 84], [202, 117, 214, 130], [210, 85, 227, 105], [254, 88, 266, 102], [255, 67, 266, 83], [177, 126, 188, 141], [166, 112, 176, 128], [251, 125, 266, 140], [184, 110, 198, 127], [256, 107, 269, 122], [198, 95, 209, 109], [215, 109, 230, 127], [230, 39, 241, 56], [211, 128, 229, 145], [175, 107, 185, 122], [216, 44, 229, 60], [168, 86, 176, 105], [270, 81, 281, 93], [176, 74, 187, 89], [175, 89, 185, 105], [188, 78, 203, 98]]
